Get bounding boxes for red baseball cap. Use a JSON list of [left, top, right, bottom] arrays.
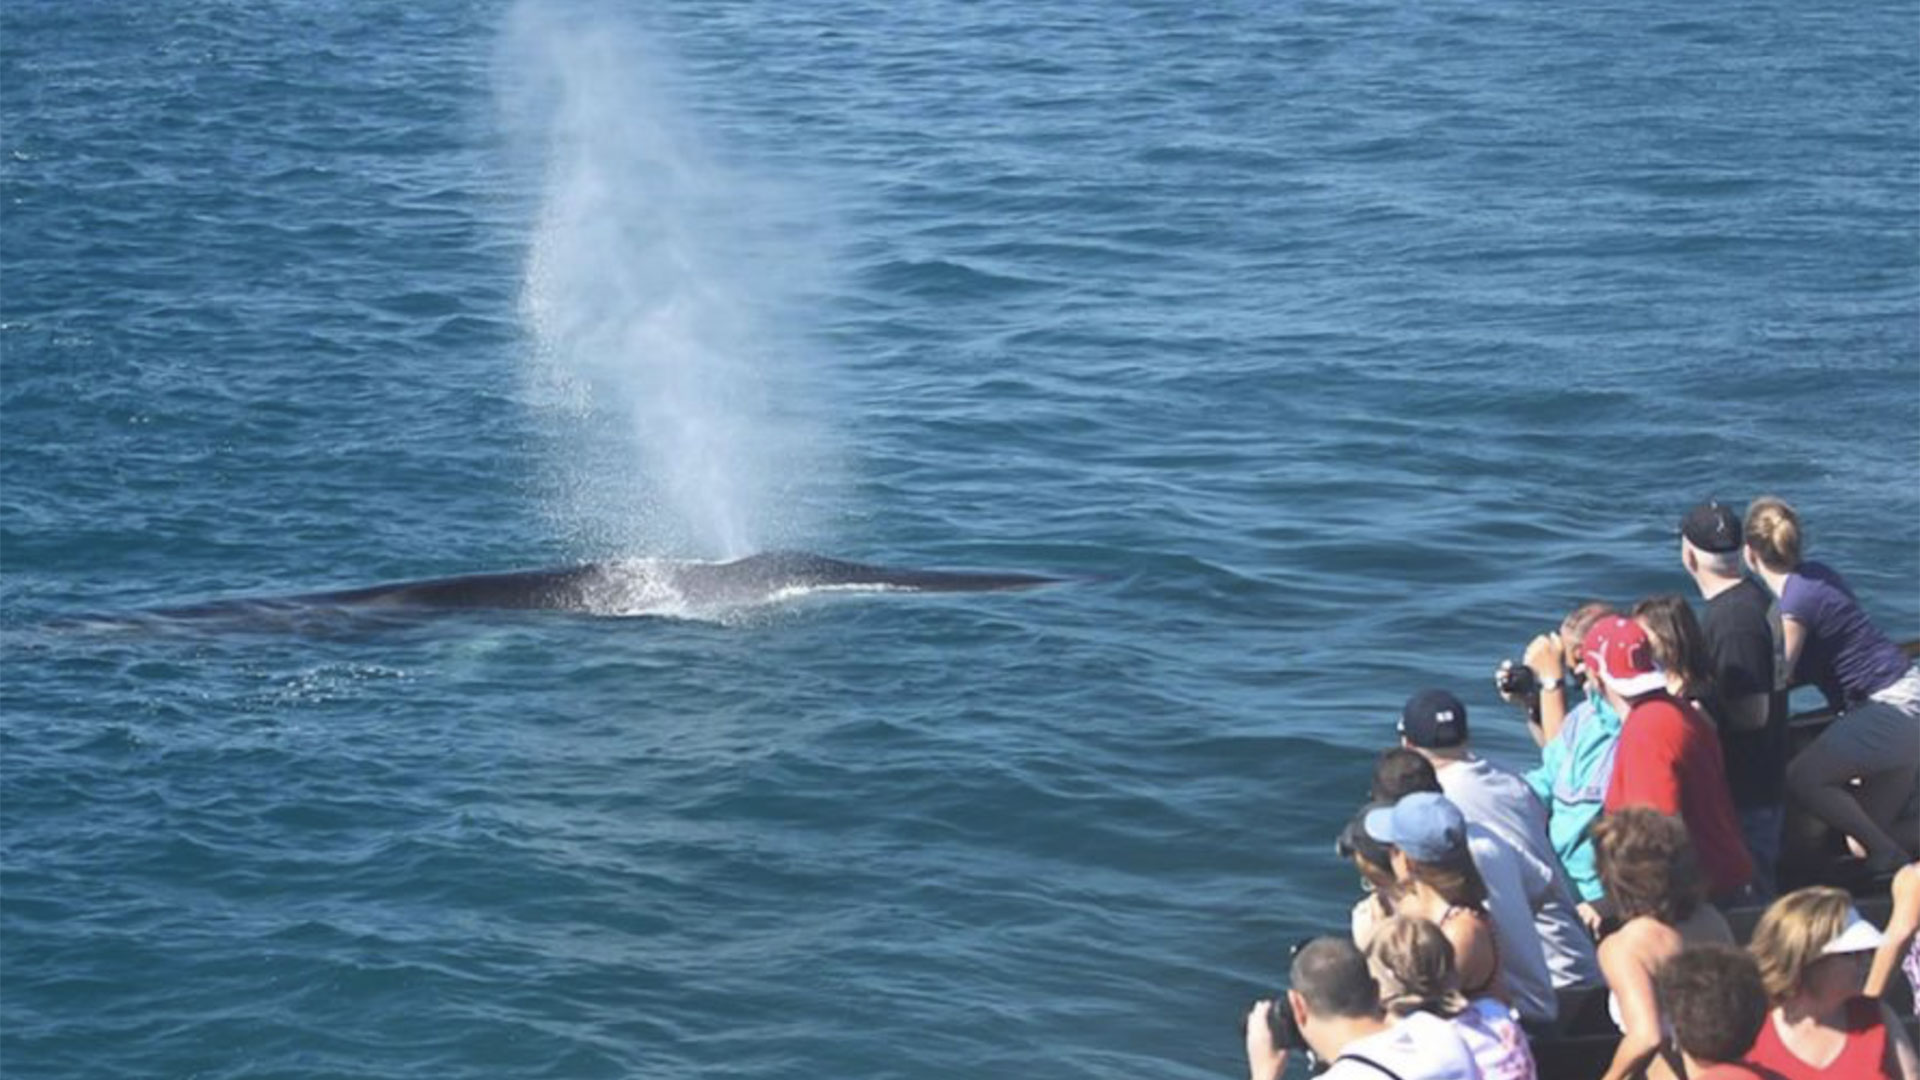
[[1582, 615, 1667, 698]]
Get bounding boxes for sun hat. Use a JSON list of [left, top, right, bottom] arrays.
[[1582, 615, 1668, 698], [1820, 908, 1887, 956]]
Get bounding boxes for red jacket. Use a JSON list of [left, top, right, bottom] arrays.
[[1604, 693, 1753, 897]]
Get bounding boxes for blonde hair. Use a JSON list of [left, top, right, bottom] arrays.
[[1744, 496, 1802, 573], [1562, 601, 1615, 653], [1366, 915, 1468, 1018], [1747, 886, 1853, 1002]]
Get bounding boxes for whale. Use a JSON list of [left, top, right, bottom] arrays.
[[296, 551, 1057, 611], [145, 551, 1059, 622]]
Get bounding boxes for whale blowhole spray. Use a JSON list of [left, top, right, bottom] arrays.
[[497, 3, 839, 560]]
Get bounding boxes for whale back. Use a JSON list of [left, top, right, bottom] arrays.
[[297, 566, 608, 610], [719, 551, 1059, 593], [145, 552, 1057, 622]]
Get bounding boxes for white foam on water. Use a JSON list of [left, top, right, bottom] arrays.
[[584, 557, 696, 619], [566, 559, 912, 621], [496, 4, 841, 562]]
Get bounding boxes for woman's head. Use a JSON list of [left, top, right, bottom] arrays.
[[1366, 915, 1467, 1019], [1743, 496, 1802, 574], [1592, 808, 1703, 925], [1338, 803, 1398, 893], [1632, 594, 1713, 700], [1403, 846, 1489, 911], [1748, 886, 1885, 1005], [1363, 794, 1485, 910]]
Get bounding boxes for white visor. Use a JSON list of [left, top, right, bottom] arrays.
[[1820, 909, 1886, 955]]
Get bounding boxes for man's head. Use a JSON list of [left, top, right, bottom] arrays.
[[1679, 501, 1744, 581], [1397, 688, 1468, 758], [1369, 747, 1441, 803], [1560, 601, 1616, 690], [1581, 615, 1667, 706], [1656, 944, 1769, 1068], [1284, 937, 1384, 1061]]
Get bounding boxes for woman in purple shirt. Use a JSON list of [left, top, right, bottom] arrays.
[[1744, 496, 1919, 874]]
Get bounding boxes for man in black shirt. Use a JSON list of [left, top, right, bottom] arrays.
[[1680, 500, 1790, 897]]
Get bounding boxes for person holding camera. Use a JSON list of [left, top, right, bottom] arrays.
[[1244, 937, 1479, 1080], [1498, 601, 1622, 909]]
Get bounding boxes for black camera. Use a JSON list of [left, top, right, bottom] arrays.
[[1244, 994, 1309, 1049], [1495, 659, 1539, 698]]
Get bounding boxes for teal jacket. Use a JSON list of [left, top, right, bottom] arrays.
[[1523, 694, 1622, 902]]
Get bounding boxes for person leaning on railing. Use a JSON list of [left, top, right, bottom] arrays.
[[1393, 690, 1599, 1002], [1360, 793, 1508, 1011], [1743, 496, 1920, 877], [1366, 748, 1578, 1026], [1676, 500, 1791, 901]]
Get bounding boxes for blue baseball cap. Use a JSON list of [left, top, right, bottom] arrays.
[[1363, 792, 1468, 863]]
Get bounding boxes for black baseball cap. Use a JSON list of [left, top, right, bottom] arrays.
[[1398, 689, 1468, 749], [1681, 501, 1742, 554]]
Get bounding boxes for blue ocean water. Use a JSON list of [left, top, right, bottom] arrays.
[[2, 0, 1916, 1076]]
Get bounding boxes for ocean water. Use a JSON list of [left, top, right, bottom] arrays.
[[2, 1, 1916, 1077]]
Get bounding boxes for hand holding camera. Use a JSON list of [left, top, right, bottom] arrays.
[[1495, 631, 1570, 702], [1494, 657, 1539, 700], [1243, 997, 1303, 1080]]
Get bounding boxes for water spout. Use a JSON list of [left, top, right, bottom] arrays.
[[498, 3, 836, 559]]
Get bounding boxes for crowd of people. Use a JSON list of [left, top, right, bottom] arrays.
[[1241, 497, 1920, 1079]]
